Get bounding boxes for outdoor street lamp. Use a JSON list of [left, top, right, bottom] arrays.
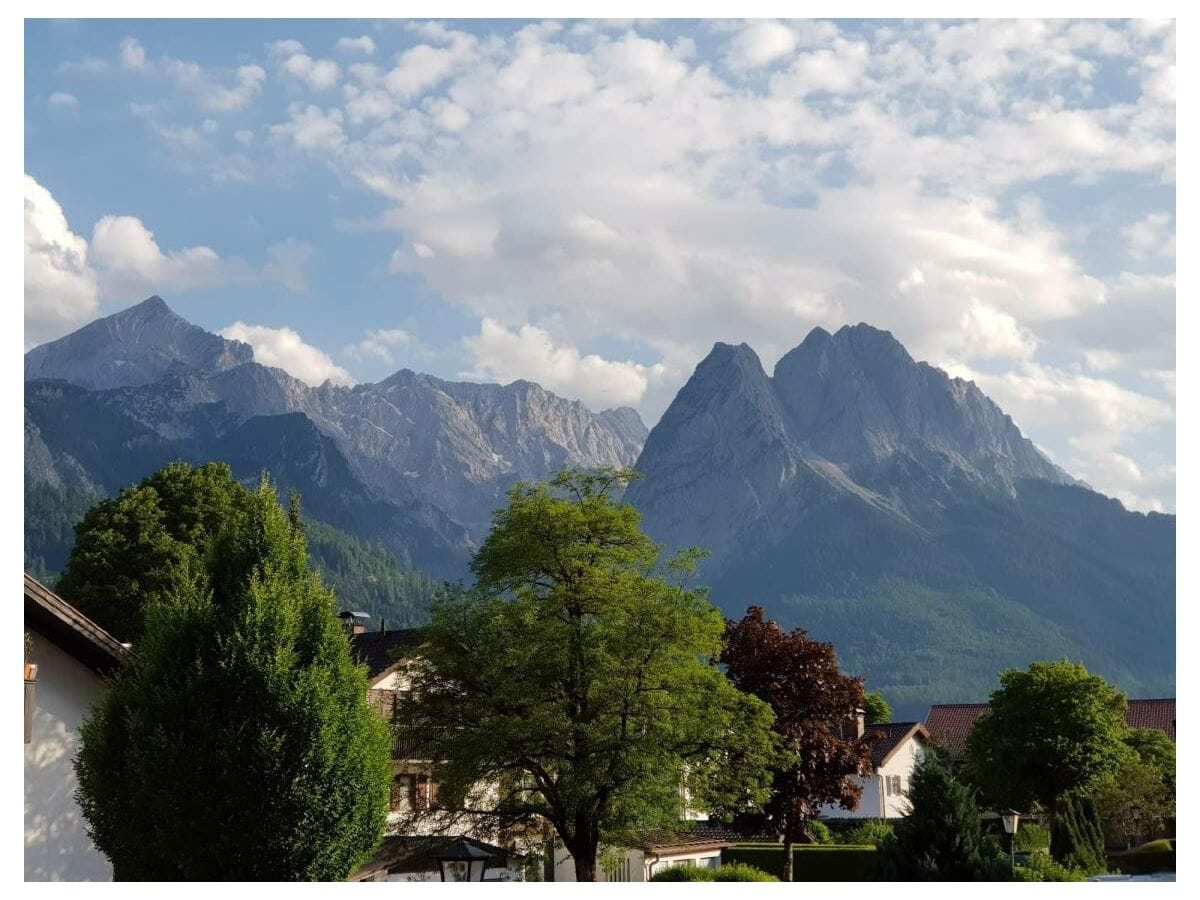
[[436, 839, 494, 882], [1001, 809, 1021, 874]]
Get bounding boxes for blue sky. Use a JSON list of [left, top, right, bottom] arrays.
[[24, 18, 1175, 511]]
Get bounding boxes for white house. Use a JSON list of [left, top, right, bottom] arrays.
[[24, 573, 129, 881], [819, 717, 930, 820]]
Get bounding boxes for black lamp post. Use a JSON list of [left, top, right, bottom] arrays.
[[1001, 809, 1021, 875], [436, 839, 494, 882]]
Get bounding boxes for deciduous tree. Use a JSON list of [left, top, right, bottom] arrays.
[[863, 691, 892, 725], [965, 660, 1128, 813], [721, 606, 871, 881], [57, 461, 255, 642], [401, 467, 777, 882]]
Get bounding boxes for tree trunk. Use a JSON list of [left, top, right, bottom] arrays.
[[572, 844, 598, 882], [783, 835, 794, 882]]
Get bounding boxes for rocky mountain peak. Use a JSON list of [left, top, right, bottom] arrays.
[[25, 295, 253, 391]]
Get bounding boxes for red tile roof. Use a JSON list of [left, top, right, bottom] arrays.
[[925, 698, 1176, 759]]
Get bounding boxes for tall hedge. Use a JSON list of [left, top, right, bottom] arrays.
[[74, 479, 392, 880]]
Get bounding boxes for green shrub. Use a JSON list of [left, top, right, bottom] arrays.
[[1050, 791, 1107, 874], [713, 863, 778, 882], [809, 820, 833, 844], [1013, 822, 1051, 853], [724, 845, 877, 881], [1108, 839, 1176, 875], [1014, 854, 1085, 882], [649, 866, 715, 881], [840, 820, 894, 847]]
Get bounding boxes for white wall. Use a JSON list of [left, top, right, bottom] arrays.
[[24, 632, 113, 882], [817, 736, 928, 820]]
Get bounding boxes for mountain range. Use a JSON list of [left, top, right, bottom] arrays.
[[24, 297, 1174, 715]]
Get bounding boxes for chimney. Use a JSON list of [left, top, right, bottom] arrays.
[[337, 610, 370, 635], [843, 708, 865, 740]]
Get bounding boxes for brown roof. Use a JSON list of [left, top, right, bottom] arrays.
[[628, 825, 736, 854], [24, 573, 129, 675], [863, 722, 928, 770], [1125, 699, 1176, 740], [350, 835, 518, 881], [350, 628, 424, 681], [925, 698, 1177, 759]]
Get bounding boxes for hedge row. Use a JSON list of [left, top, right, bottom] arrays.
[[1108, 840, 1176, 875], [723, 845, 877, 881]]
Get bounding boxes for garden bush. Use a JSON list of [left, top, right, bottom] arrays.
[[809, 820, 833, 844], [1108, 839, 1175, 875], [1013, 853, 1085, 882], [1013, 822, 1051, 853], [839, 820, 894, 847], [649, 866, 716, 881], [724, 845, 877, 881], [713, 863, 778, 882]]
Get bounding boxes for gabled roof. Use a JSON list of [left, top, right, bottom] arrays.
[[925, 698, 1177, 759], [863, 721, 928, 770], [24, 573, 129, 676], [350, 627, 424, 682], [923, 703, 989, 760]]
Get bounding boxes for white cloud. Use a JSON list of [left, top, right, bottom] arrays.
[[463, 318, 669, 412], [345, 328, 412, 364], [279, 52, 340, 90], [24, 175, 99, 348], [90, 215, 240, 300], [120, 36, 146, 71], [121, 37, 265, 111], [336, 35, 376, 56], [218, 322, 354, 386], [1122, 212, 1175, 260], [384, 31, 477, 98], [86, 215, 310, 301], [270, 103, 346, 152], [725, 21, 798, 70], [47, 92, 78, 107]]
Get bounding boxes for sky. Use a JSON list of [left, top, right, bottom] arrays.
[[24, 18, 1175, 512]]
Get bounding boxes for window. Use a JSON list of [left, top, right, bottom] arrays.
[[391, 773, 417, 810], [885, 775, 904, 796]]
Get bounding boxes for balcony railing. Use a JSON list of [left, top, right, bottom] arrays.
[[392, 726, 449, 760]]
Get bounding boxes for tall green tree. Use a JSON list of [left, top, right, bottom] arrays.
[[74, 479, 391, 880], [863, 691, 893, 725], [965, 660, 1128, 812], [876, 749, 1004, 881], [57, 461, 256, 642], [1093, 756, 1173, 850], [401, 467, 778, 882], [721, 607, 871, 881]]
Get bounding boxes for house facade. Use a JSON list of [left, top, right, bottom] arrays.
[[24, 573, 128, 882], [818, 717, 931, 820]]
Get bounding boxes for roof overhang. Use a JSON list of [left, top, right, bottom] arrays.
[[24, 573, 129, 676]]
